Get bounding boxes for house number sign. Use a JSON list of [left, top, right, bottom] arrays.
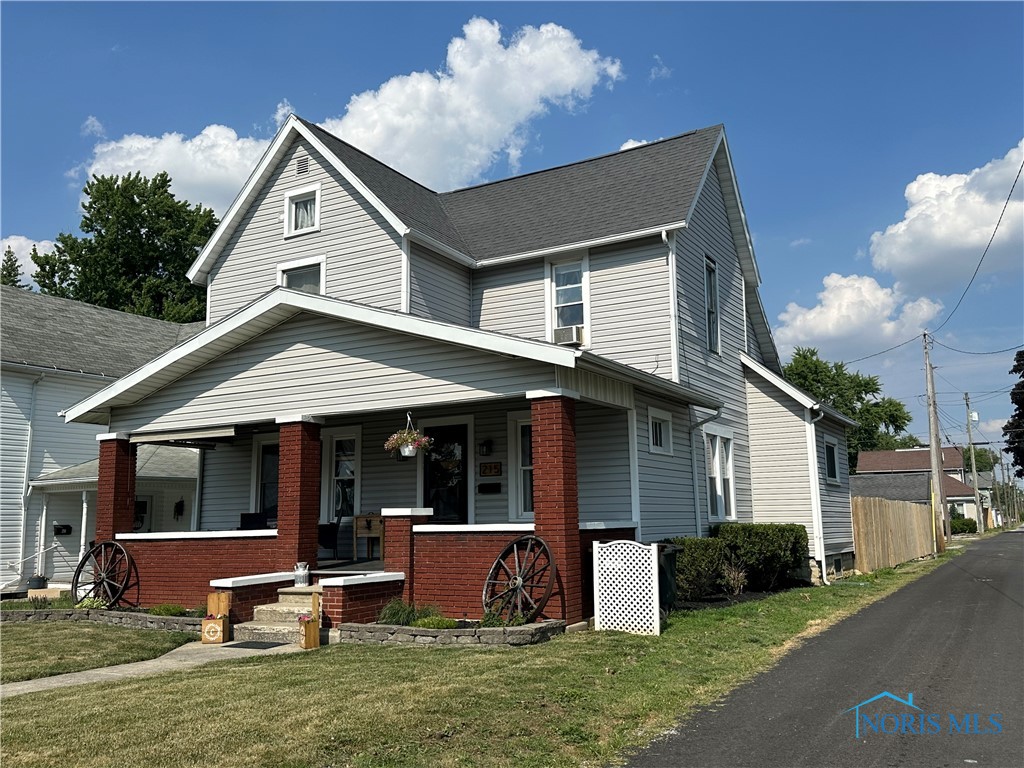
[[480, 462, 502, 477]]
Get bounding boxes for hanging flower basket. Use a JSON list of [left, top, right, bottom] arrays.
[[385, 412, 433, 457]]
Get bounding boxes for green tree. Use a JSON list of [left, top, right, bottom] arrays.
[[782, 347, 915, 470], [32, 172, 218, 322], [1003, 350, 1024, 479], [965, 446, 999, 474], [1, 246, 29, 288]]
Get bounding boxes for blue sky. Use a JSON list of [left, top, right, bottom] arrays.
[[2, 2, 1022, 464]]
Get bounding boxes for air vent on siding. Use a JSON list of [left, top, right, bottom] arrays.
[[296, 156, 309, 175]]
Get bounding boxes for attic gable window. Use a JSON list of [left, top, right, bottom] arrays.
[[284, 182, 321, 238], [277, 255, 325, 295]]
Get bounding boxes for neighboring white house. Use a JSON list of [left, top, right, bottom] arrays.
[[0, 286, 201, 593]]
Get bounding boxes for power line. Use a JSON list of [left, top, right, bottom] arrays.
[[932, 158, 1024, 334], [843, 334, 920, 365], [932, 340, 1024, 356]]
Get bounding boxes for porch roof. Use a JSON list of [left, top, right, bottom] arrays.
[[30, 445, 198, 488], [64, 288, 721, 427]]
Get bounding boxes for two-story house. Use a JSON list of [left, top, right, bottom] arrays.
[[62, 115, 854, 623]]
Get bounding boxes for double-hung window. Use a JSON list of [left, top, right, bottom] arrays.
[[508, 412, 533, 521], [705, 427, 735, 521], [705, 256, 720, 353], [824, 435, 840, 484], [284, 182, 321, 238], [552, 261, 586, 334]]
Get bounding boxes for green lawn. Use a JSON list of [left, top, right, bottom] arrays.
[[0, 552, 957, 768], [0, 622, 194, 683]]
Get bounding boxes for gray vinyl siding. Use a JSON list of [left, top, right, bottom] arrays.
[[745, 311, 765, 363], [675, 160, 752, 520], [577, 402, 632, 523], [472, 260, 546, 340], [635, 393, 698, 542], [110, 313, 555, 434], [745, 373, 814, 538], [588, 240, 673, 377], [409, 243, 471, 325], [206, 136, 404, 323], [200, 439, 253, 530], [2, 369, 108, 589], [817, 420, 854, 554]]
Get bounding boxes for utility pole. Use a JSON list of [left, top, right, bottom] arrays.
[[964, 394, 984, 533], [1004, 455, 1021, 525], [924, 332, 948, 552]]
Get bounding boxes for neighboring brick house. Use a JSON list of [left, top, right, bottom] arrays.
[[61, 116, 856, 623]]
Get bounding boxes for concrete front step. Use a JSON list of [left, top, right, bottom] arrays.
[[233, 620, 312, 645], [276, 585, 322, 607], [253, 603, 313, 623]]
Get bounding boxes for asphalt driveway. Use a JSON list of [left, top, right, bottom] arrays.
[[625, 532, 1024, 768]]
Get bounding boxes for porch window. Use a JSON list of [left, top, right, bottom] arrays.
[[284, 182, 321, 237], [648, 407, 673, 455], [509, 413, 533, 521], [705, 256, 720, 354], [824, 435, 839, 484], [705, 429, 734, 521], [277, 255, 325, 295], [257, 443, 279, 529]]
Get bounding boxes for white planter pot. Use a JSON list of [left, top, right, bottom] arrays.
[[399, 444, 418, 457]]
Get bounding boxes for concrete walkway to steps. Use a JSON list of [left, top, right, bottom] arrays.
[[0, 639, 305, 699]]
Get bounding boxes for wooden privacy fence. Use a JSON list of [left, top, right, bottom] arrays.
[[852, 496, 934, 572]]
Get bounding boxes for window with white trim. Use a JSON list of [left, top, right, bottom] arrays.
[[277, 255, 325, 295], [705, 428, 735, 521], [824, 435, 840, 484], [246, 436, 279, 530], [284, 182, 321, 238], [648, 407, 673, 455], [508, 412, 533, 521], [552, 261, 585, 331], [324, 431, 360, 523], [705, 256, 720, 353]]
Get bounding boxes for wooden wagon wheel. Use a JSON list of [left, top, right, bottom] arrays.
[[71, 541, 140, 608], [482, 535, 556, 623]]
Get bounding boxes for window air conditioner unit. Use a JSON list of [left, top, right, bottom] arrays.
[[553, 325, 584, 347]]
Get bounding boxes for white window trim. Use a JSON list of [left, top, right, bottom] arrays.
[[320, 426, 362, 524], [507, 410, 533, 522], [704, 255, 721, 355], [249, 433, 279, 517], [416, 415, 475, 525], [545, 253, 591, 347], [648, 406, 673, 456], [703, 423, 735, 522], [283, 182, 322, 238], [824, 434, 840, 485], [276, 254, 326, 295]]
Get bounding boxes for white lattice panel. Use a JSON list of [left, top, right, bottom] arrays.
[[593, 540, 660, 635]]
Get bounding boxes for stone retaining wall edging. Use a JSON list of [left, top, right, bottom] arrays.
[[0, 610, 201, 634], [328, 619, 565, 647]]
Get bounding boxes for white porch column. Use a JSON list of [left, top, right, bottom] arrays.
[[36, 494, 49, 577], [79, 490, 89, 562]]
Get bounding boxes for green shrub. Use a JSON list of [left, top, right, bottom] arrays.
[[74, 597, 107, 609], [410, 615, 459, 629], [479, 611, 504, 627], [377, 599, 444, 626], [951, 517, 977, 535], [148, 604, 187, 616], [711, 523, 809, 592], [667, 537, 728, 601]]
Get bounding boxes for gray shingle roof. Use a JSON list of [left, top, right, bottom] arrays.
[[1, 286, 203, 378], [300, 118, 723, 262], [850, 472, 977, 502], [32, 444, 198, 485]]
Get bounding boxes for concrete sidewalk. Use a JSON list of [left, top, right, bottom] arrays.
[[0, 640, 305, 699]]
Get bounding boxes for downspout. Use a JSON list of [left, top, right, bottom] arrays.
[[17, 373, 45, 586], [662, 229, 681, 384], [690, 406, 723, 536], [808, 406, 829, 585]]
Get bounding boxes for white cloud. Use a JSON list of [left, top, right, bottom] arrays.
[[774, 273, 942, 360], [2, 235, 54, 288], [81, 116, 105, 138], [870, 140, 1024, 293], [321, 17, 622, 190], [649, 54, 672, 81], [789, 237, 812, 247], [619, 138, 649, 151], [72, 125, 270, 216], [272, 99, 294, 130], [978, 417, 1007, 436]]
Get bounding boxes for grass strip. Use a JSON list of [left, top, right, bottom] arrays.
[[0, 622, 194, 683], [0, 550, 957, 768]]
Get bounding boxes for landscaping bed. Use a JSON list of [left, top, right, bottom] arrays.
[[0, 609, 200, 634]]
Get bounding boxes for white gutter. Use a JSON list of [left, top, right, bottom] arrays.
[[662, 229, 682, 384], [806, 406, 829, 585]]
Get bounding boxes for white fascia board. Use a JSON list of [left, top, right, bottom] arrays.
[[406, 228, 476, 268], [716, 132, 762, 286], [188, 116, 410, 284], [577, 352, 721, 410], [474, 222, 688, 268], [740, 354, 857, 428], [64, 289, 578, 425]]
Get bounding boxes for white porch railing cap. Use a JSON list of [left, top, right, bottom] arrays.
[[381, 508, 434, 517]]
